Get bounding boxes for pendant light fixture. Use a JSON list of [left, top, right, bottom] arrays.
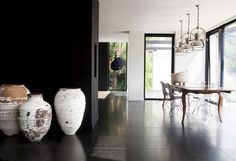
[[182, 13, 194, 53], [175, 4, 206, 55], [111, 44, 124, 71], [111, 55, 124, 71], [175, 20, 184, 54], [191, 5, 206, 50]]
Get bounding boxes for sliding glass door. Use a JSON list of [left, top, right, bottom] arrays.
[[144, 34, 174, 99], [206, 20, 236, 102], [223, 22, 236, 88], [223, 22, 236, 101], [209, 32, 221, 87]]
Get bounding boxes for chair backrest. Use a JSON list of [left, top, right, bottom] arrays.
[[166, 83, 176, 100], [160, 81, 168, 95]]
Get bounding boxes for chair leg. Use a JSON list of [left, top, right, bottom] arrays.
[[162, 95, 166, 111], [169, 100, 181, 117], [169, 101, 175, 117]]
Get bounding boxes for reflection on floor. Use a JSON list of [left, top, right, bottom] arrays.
[[145, 90, 163, 99], [1, 93, 236, 161], [98, 91, 111, 99]]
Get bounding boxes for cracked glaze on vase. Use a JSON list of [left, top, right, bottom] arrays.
[[54, 88, 86, 135], [0, 84, 29, 136], [19, 94, 52, 142]]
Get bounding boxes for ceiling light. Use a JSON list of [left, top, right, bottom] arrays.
[[182, 13, 194, 53], [175, 20, 184, 54], [191, 5, 206, 50]]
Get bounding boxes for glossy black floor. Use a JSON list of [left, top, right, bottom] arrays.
[[1, 93, 236, 161]]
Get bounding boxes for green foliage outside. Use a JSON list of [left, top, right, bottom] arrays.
[[145, 51, 153, 91], [109, 42, 127, 91]]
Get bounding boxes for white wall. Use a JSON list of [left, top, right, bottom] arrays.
[[175, 50, 206, 85], [99, 32, 129, 42], [127, 31, 206, 100], [127, 31, 144, 100]]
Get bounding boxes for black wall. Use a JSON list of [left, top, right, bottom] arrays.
[[1, 0, 99, 132], [98, 43, 109, 91], [91, 0, 99, 127]]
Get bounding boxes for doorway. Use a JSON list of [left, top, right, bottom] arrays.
[[144, 34, 175, 99]]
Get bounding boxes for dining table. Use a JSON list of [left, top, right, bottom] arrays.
[[170, 85, 234, 123]]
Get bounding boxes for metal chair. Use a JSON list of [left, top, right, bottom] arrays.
[[160, 81, 169, 110], [166, 83, 182, 117]]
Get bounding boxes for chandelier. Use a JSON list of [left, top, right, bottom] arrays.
[[191, 5, 206, 50], [175, 20, 184, 53], [182, 13, 194, 53], [175, 5, 206, 55]]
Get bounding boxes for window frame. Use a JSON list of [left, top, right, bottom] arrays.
[[205, 19, 236, 87]]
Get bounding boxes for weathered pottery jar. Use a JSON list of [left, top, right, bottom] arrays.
[[0, 84, 29, 136], [19, 93, 52, 142], [54, 88, 86, 135]]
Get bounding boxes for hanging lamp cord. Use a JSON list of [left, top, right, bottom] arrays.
[[180, 20, 183, 40], [187, 13, 190, 39], [196, 5, 200, 29]]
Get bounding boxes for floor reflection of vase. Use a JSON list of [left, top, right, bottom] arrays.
[[0, 84, 29, 136], [54, 88, 86, 135], [19, 94, 52, 142], [51, 135, 87, 161], [0, 136, 49, 161]]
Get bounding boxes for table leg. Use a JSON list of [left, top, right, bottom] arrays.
[[182, 92, 187, 123], [218, 93, 223, 123]]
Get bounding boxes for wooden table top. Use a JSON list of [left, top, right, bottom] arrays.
[[171, 85, 234, 93]]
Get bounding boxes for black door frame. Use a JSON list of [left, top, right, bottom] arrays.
[[144, 33, 175, 100]]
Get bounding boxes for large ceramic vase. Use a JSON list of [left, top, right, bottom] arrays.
[[54, 88, 86, 135], [19, 94, 52, 142], [0, 84, 29, 136]]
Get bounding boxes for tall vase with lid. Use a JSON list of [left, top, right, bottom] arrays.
[[54, 88, 86, 135], [0, 84, 29, 136]]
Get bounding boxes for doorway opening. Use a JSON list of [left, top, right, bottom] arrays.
[[144, 34, 175, 99]]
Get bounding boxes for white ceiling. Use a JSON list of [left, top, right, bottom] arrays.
[[99, 0, 236, 41]]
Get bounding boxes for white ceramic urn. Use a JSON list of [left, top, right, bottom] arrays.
[[19, 94, 52, 142], [54, 88, 86, 135]]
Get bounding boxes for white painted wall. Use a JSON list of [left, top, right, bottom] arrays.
[[127, 31, 206, 100], [127, 31, 144, 100], [175, 50, 206, 85], [99, 32, 129, 42]]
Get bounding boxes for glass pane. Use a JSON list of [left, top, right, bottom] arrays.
[[145, 36, 172, 99], [224, 22, 236, 101], [209, 32, 220, 87], [108, 42, 127, 91]]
